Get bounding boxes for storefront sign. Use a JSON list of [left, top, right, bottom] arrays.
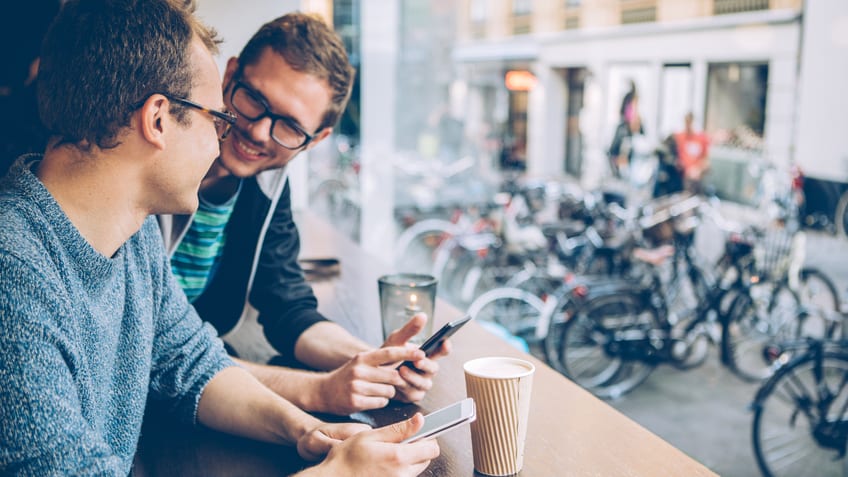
[[505, 70, 537, 91]]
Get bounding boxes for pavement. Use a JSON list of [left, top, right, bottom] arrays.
[[595, 222, 847, 477]]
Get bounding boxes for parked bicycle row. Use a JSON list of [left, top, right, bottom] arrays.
[[393, 178, 847, 476]]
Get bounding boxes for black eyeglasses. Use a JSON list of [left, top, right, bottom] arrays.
[[229, 79, 315, 150], [163, 94, 237, 140]]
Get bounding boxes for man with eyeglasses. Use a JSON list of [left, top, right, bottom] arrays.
[[158, 12, 450, 416], [0, 1, 438, 475]]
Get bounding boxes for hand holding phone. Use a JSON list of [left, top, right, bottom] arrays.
[[401, 398, 476, 443], [398, 315, 472, 370]]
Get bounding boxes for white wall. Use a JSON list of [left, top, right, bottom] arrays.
[[359, 0, 399, 257], [196, 0, 300, 72], [526, 65, 565, 179], [794, 0, 848, 181]]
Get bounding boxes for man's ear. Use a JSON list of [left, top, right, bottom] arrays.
[[304, 127, 333, 152], [222, 57, 239, 92], [138, 94, 169, 150]]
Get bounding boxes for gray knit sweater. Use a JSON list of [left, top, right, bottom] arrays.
[[0, 156, 234, 476]]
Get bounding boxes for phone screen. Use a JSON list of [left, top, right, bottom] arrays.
[[402, 398, 476, 443]]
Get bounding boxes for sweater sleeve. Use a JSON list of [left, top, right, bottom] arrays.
[[0, 253, 123, 476], [249, 181, 329, 360], [143, 219, 234, 423]]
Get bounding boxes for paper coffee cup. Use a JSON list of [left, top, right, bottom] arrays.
[[464, 357, 535, 476]]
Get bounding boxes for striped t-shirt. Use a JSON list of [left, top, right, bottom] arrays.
[[170, 182, 242, 302]]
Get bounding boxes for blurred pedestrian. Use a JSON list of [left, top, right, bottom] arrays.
[[673, 112, 710, 194], [653, 133, 683, 198], [608, 81, 646, 179]]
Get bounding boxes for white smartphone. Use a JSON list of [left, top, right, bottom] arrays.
[[402, 397, 476, 444]]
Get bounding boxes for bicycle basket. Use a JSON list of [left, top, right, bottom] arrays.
[[753, 228, 795, 279]]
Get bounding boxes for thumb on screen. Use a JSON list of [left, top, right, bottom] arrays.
[[371, 413, 425, 444]]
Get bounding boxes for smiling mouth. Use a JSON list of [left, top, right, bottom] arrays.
[[232, 131, 266, 161]]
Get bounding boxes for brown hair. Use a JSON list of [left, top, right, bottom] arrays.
[[237, 12, 355, 131], [38, 0, 220, 150]]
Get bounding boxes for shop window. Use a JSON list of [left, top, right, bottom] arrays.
[[502, 90, 529, 171], [705, 62, 768, 150]]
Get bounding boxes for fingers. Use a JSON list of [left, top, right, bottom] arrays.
[[356, 346, 424, 368], [326, 349, 431, 413], [299, 421, 373, 461], [371, 413, 425, 443], [383, 313, 427, 347], [426, 338, 452, 360], [401, 352, 439, 378], [347, 380, 397, 410], [399, 359, 437, 384], [297, 428, 339, 462], [368, 414, 440, 464], [320, 422, 372, 441], [393, 357, 437, 403], [395, 378, 429, 398], [344, 359, 405, 389]]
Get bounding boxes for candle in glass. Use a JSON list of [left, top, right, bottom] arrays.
[[405, 293, 421, 317]]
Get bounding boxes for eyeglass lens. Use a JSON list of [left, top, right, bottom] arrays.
[[231, 83, 308, 148]]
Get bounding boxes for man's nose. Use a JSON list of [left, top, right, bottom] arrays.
[[244, 115, 273, 143]]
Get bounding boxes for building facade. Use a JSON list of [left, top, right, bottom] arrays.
[[454, 0, 803, 202]]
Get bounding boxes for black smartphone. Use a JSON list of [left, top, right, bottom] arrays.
[[398, 315, 472, 370]]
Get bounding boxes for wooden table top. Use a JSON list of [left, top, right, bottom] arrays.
[[134, 212, 717, 477]]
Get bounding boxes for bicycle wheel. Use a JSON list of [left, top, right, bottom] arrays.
[[797, 267, 842, 338], [752, 350, 848, 477], [467, 287, 547, 342], [548, 291, 660, 399], [394, 219, 460, 274], [835, 191, 848, 239], [438, 246, 483, 307], [724, 284, 801, 382]]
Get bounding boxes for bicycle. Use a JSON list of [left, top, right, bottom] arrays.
[[751, 335, 848, 477], [727, 219, 841, 379], [541, 196, 819, 398]]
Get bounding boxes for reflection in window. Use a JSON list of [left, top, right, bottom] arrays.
[[512, 0, 532, 34], [563, 0, 581, 29], [714, 0, 769, 15], [705, 62, 768, 150], [513, 0, 532, 15], [620, 1, 657, 25]]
